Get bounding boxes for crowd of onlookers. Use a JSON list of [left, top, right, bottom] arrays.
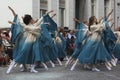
[[59, 27, 76, 56], [0, 28, 13, 67]]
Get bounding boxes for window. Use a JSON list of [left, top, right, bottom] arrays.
[[59, 0, 65, 27], [40, 9, 47, 17], [40, 0, 47, 17], [91, 0, 96, 16], [104, 0, 109, 17], [59, 8, 65, 27]]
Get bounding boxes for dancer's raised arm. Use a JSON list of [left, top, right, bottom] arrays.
[[8, 20, 15, 24], [46, 10, 54, 15], [110, 22, 114, 28], [73, 18, 80, 23], [35, 10, 54, 26], [51, 13, 56, 18], [106, 9, 113, 20], [108, 18, 113, 23], [8, 6, 17, 17], [98, 17, 104, 23]]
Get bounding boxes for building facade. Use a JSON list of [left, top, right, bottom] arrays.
[[1, 0, 120, 29], [32, 0, 120, 29]]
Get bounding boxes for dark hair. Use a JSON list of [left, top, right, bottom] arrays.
[[23, 14, 32, 25], [3, 32, 9, 37], [89, 16, 96, 31]]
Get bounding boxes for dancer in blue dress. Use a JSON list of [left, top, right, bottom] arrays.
[[40, 14, 63, 66], [6, 6, 49, 74], [70, 15, 115, 71], [113, 31, 120, 61], [65, 19, 90, 67], [54, 29, 67, 61]]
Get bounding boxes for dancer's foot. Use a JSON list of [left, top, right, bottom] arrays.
[[92, 67, 100, 72], [84, 64, 91, 70], [30, 69, 38, 73], [20, 68, 27, 72], [115, 58, 118, 64], [111, 59, 116, 66], [105, 63, 112, 70], [6, 61, 16, 74]]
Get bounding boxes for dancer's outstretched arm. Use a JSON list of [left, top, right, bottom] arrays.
[[106, 9, 113, 20], [8, 20, 15, 24], [51, 13, 56, 18], [8, 6, 17, 17], [110, 22, 114, 28], [108, 18, 113, 22], [35, 10, 54, 26], [46, 10, 54, 15], [98, 17, 104, 23], [73, 18, 80, 23]]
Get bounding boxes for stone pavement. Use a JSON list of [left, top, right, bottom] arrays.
[[0, 61, 120, 80]]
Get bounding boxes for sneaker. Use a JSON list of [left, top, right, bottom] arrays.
[[111, 59, 116, 66], [106, 61, 112, 67], [30, 69, 38, 73], [84, 64, 91, 70], [92, 68, 100, 72], [20, 68, 27, 72], [115, 58, 118, 64]]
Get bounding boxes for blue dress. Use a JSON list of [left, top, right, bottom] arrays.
[[58, 33, 66, 51], [39, 24, 53, 62], [39, 14, 58, 62], [11, 15, 42, 64], [102, 19, 117, 56], [71, 23, 89, 59], [113, 31, 120, 59], [55, 33, 67, 59], [78, 23, 112, 64]]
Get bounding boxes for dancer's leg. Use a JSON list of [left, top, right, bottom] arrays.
[[6, 60, 16, 74], [30, 64, 38, 73], [41, 62, 48, 70], [65, 57, 72, 67], [49, 60, 55, 67], [70, 59, 78, 71], [57, 58, 62, 66]]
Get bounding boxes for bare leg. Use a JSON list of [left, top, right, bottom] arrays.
[[70, 59, 79, 71], [41, 62, 48, 70]]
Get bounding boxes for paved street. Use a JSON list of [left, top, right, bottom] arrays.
[[0, 61, 120, 80]]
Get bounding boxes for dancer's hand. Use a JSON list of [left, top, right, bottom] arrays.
[[44, 22, 50, 25], [8, 6, 17, 17], [8, 20, 14, 24], [8, 6, 13, 11], [46, 10, 54, 15], [51, 13, 56, 18], [73, 18, 80, 23], [107, 9, 113, 19]]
